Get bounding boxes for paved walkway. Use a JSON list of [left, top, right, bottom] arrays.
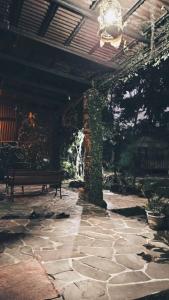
[[0, 187, 169, 299]]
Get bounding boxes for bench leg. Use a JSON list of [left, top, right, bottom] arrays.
[[42, 185, 45, 193], [60, 186, 62, 199], [5, 184, 9, 195], [22, 186, 24, 194], [54, 184, 62, 199], [42, 185, 48, 193], [54, 187, 57, 197], [10, 186, 14, 202]]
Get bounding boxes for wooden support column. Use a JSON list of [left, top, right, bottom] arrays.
[[49, 113, 62, 170], [83, 88, 107, 209]]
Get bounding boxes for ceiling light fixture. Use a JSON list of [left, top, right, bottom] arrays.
[[98, 0, 123, 48]]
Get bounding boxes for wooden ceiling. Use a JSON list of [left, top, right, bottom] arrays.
[[5, 0, 169, 66], [0, 0, 168, 106]]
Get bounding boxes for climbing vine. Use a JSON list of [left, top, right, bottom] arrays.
[[86, 87, 106, 207]]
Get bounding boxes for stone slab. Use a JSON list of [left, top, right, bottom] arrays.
[[0, 259, 59, 300], [79, 256, 125, 274], [80, 226, 114, 235], [0, 220, 28, 234], [115, 254, 145, 270], [43, 259, 72, 274], [91, 239, 113, 247], [146, 262, 169, 279], [78, 246, 113, 259], [35, 248, 86, 261], [63, 280, 108, 300], [108, 280, 169, 300], [23, 235, 55, 250], [109, 271, 150, 284], [0, 253, 16, 266], [54, 270, 84, 282], [114, 238, 145, 254], [74, 235, 94, 247], [72, 259, 110, 281], [79, 231, 113, 240]]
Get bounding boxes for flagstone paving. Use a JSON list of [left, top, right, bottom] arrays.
[[0, 187, 169, 299]]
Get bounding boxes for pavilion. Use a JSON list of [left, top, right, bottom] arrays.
[[0, 1, 169, 299]]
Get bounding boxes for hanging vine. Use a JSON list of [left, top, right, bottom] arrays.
[[84, 87, 107, 207]]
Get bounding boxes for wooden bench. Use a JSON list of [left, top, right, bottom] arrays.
[[5, 169, 63, 201]]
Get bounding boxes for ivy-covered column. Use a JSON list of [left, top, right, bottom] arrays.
[[83, 87, 107, 209]]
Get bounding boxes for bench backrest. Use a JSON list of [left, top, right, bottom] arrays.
[[8, 169, 63, 175], [7, 169, 63, 185]]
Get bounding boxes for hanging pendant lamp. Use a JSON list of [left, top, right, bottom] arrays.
[[98, 0, 123, 48]]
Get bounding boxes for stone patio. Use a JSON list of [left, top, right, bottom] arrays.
[[0, 186, 169, 299]]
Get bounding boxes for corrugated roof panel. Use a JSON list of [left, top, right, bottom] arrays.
[[46, 6, 82, 43], [18, 0, 48, 33]]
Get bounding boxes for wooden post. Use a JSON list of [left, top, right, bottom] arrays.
[[49, 113, 62, 170], [83, 88, 107, 209]]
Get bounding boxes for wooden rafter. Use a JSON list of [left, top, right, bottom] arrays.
[[47, 0, 95, 19], [123, 28, 147, 42], [111, 40, 136, 63], [0, 52, 90, 86], [89, 0, 102, 10], [89, 42, 100, 55], [123, 0, 146, 22], [64, 17, 85, 46], [38, 1, 59, 36]]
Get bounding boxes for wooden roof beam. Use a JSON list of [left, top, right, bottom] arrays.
[[64, 17, 85, 46], [0, 89, 62, 108], [38, 1, 59, 36], [0, 71, 78, 97], [0, 52, 90, 86], [123, 28, 147, 42], [47, 0, 95, 19], [111, 40, 136, 62], [89, 41, 100, 55], [123, 0, 146, 22], [0, 25, 119, 70]]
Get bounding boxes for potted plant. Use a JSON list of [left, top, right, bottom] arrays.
[[143, 185, 166, 230], [145, 193, 166, 230]]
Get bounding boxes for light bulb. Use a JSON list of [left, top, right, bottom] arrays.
[[103, 8, 117, 25]]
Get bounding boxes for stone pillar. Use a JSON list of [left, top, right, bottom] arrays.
[[83, 88, 106, 209]]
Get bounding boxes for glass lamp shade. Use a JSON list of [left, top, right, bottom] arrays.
[[98, 0, 123, 48]]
